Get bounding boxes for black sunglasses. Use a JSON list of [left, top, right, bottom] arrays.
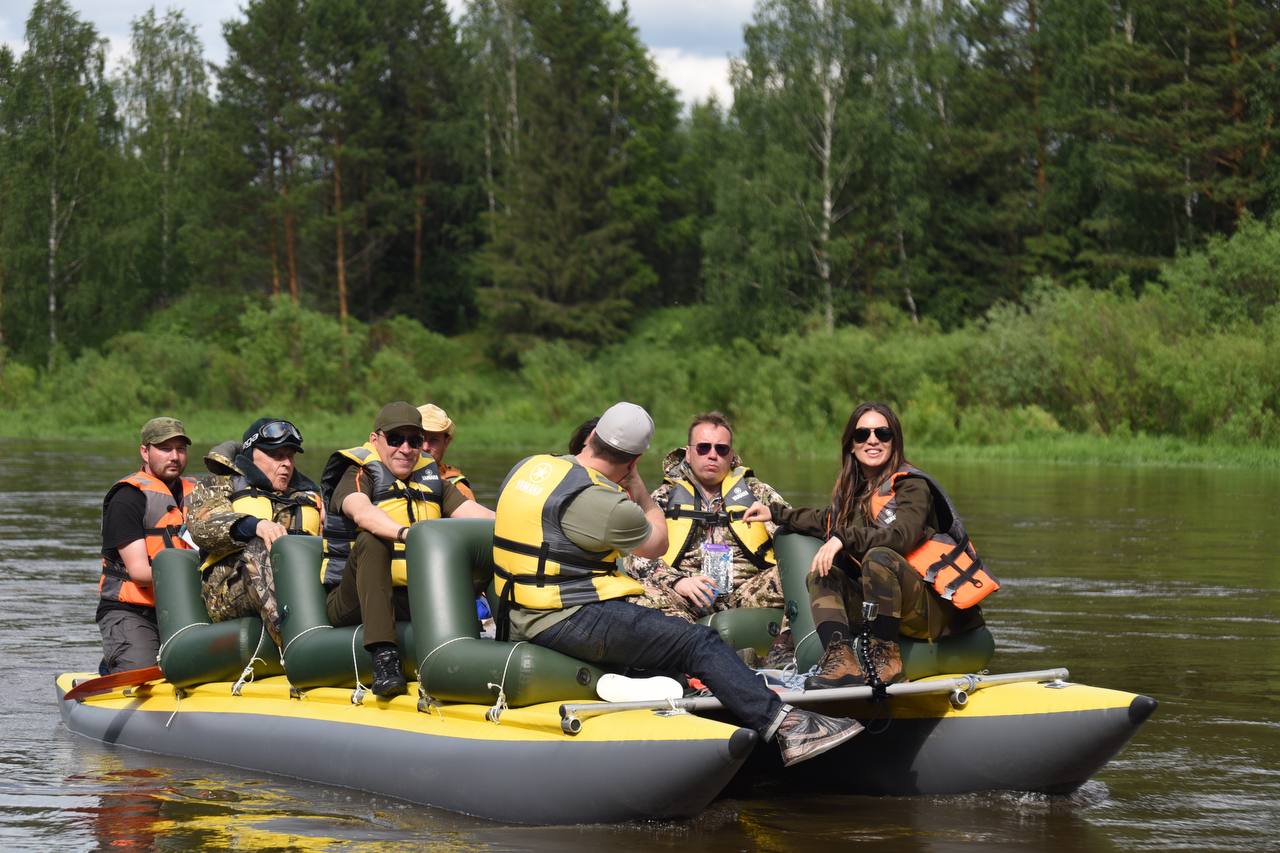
[[382, 430, 424, 449], [692, 442, 732, 457], [852, 426, 894, 444], [243, 420, 302, 451]]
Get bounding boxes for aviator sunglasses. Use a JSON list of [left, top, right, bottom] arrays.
[[243, 420, 302, 451], [382, 430, 425, 449], [852, 426, 894, 444], [692, 442, 732, 457]]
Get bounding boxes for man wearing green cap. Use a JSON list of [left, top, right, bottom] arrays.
[[321, 401, 494, 696], [97, 417, 195, 673], [186, 419, 324, 648]]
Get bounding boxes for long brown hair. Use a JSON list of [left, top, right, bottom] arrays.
[[830, 401, 909, 531]]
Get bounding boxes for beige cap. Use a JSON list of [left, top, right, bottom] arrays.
[[417, 403, 455, 436]]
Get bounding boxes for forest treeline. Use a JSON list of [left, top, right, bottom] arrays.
[[1, 0, 1279, 449]]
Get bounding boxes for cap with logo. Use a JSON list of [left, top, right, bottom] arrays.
[[140, 416, 190, 447], [595, 402, 654, 455], [373, 401, 423, 434], [241, 418, 304, 454], [417, 403, 455, 437]]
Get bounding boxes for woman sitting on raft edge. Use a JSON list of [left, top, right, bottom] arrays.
[[742, 401, 996, 690]]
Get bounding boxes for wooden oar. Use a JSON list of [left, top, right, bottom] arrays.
[[63, 665, 165, 702], [558, 668, 1070, 734]]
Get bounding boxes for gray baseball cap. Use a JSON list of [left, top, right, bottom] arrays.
[[595, 402, 654, 455], [140, 416, 190, 446]]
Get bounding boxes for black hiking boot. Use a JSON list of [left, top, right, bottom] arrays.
[[370, 645, 407, 698], [774, 705, 864, 767], [803, 632, 865, 690]]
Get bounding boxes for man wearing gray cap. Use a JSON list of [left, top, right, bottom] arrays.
[[493, 402, 863, 766], [321, 401, 494, 696], [96, 417, 196, 673]]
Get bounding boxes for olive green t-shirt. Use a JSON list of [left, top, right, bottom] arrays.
[[506, 479, 651, 640]]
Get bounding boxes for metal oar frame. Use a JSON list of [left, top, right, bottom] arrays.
[[558, 667, 1070, 735]]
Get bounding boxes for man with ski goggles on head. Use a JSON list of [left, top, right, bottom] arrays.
[[626, 412, 796, 667], [320, 401, 494, 697], [187, 418, 322, 649]]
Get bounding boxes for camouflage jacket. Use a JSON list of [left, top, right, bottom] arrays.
[[186, 459, 322, 556], [626, 448, 788, 597]]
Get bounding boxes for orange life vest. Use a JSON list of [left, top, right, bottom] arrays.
[[100, 470, 195, 607], [867, 466, 998, 609]]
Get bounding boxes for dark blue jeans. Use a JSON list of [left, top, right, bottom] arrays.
[[534, 599, 783, 736]]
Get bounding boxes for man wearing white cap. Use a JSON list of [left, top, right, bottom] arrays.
[[417, 403, 475, 501], [492, 402, 863, 766]]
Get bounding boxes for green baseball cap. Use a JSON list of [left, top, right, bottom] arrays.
[[373, 401, 422, 434], [140, 416, 190, 446]]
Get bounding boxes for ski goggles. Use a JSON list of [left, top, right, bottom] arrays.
[[243, 420, 304, 452]]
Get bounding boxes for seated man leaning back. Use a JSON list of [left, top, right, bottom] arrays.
[[322, 401, 494, 697], [186, 419, 322, 649], [629, 412, 789, 633], [492, 401, 862, 767]]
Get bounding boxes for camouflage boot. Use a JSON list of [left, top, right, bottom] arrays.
[[865, 637, 905, 685], [803, 632, 865, 690], [762, 629, 795, 669]]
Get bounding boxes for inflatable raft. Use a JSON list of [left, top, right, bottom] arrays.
[[57, 523, 1156, 824]]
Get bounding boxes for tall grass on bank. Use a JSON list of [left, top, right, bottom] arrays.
[[1, 221, 1277, 468]]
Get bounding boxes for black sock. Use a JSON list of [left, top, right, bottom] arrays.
[[871, 615, 900, 642], [816, 621, 849, 649]]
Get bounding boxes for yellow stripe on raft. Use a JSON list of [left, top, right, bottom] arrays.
[[885, 677, 1138, 719], [56, 673, 738, 744]]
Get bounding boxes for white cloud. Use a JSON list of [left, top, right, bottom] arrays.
[[651, 47, 732, 106], [4, 0, 749, 104]]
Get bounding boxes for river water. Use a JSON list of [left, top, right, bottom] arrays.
[[1, 439, 1277, 851]]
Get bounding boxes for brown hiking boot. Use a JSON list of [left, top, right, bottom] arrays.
[[866, 637, 905, 685], [774, 706, 864, 767], [803, 632, 865, 690]]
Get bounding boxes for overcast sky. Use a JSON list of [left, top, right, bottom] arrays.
[[1, 0, 754, 105]]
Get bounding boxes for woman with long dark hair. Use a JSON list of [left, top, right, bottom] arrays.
[[743, 402, 992, 689]]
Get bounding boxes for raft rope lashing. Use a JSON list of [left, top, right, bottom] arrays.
[[164, 688, 186, 728], [156, 621, 210, 663], [232, 624, 269, 697], [280, 623, 330, 663], [416, 636, 468, 713], [351, 629, 370, 705], [793, 628, 820, 666], [486, 641, 526, 724]]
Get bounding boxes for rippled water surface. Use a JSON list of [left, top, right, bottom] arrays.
[[2, 439, 1277, 851]]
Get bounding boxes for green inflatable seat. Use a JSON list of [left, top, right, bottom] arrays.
[[272, 536, 415, 691], [153, 548, 285, 689], [405, 519, 606, 708], [774, 533, 995, 679]]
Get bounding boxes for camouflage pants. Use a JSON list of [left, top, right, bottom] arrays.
[[201, 538, 283, 648], [807, 546, 984, 642], [633, 565, 786, 624]]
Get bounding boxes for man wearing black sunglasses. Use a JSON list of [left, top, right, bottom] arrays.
[[321, 401, 494, 696], [187, 418, 322, 649], [627, 412, 792, 661]]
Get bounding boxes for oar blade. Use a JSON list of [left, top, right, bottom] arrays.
[[63, 665, 165, 702]]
